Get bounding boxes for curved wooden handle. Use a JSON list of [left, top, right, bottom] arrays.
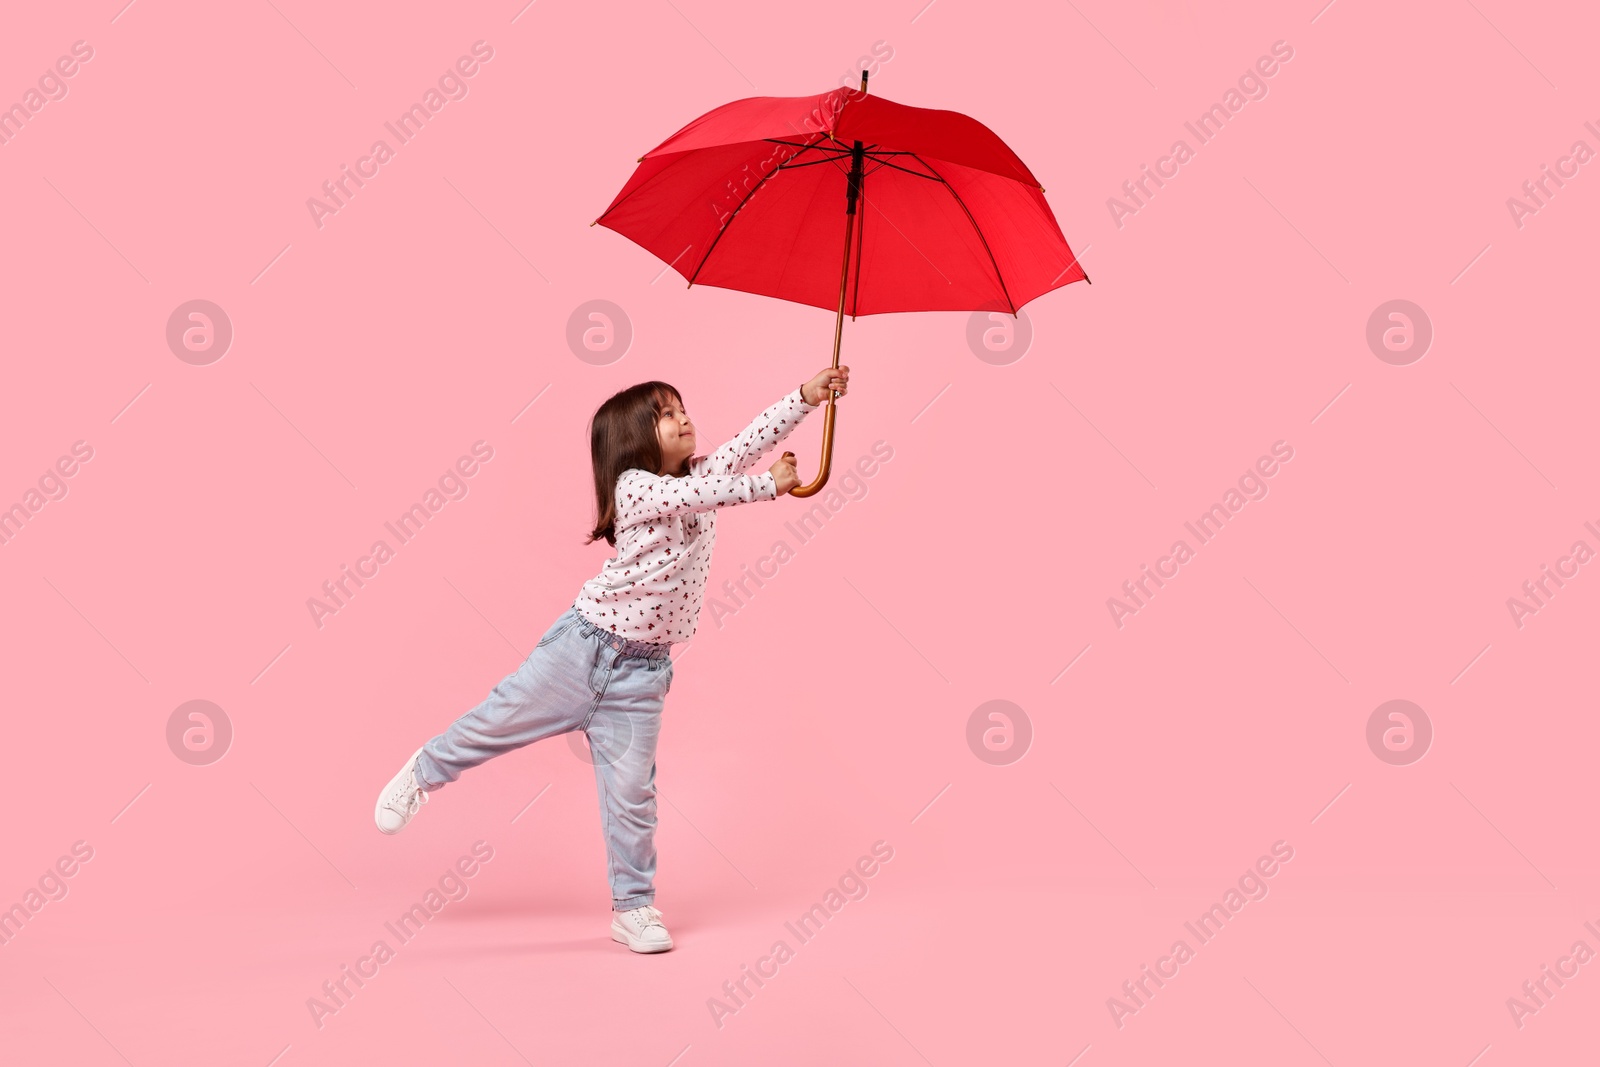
[[788, 391, 838, 497]]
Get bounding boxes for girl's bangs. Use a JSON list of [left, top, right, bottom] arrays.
[[650, 385, 682, 414]]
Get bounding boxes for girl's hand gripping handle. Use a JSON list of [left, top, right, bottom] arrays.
[[768, 452, 800, 496]]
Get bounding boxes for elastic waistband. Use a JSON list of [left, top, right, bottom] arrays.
[[571, 605, 672, 660]]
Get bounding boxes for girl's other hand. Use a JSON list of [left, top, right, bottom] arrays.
[[801, 365, 850, 406], [769, 452, 800, 495]]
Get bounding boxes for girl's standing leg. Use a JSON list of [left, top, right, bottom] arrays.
[[415, 605, 595, 790], [579, 636, 673, 911]]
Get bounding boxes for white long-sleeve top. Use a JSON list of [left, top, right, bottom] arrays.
[[574, 386, 818, 643]]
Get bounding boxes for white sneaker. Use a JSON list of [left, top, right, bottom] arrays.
[[374, 746, 430, 835], [611, 904, 673, 953]]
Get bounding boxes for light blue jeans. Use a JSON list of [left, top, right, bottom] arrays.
[[415, 602, 674, 911]]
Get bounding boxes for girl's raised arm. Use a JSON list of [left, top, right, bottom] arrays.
[[691, 387, 818, 478], [614, 467, 779, 529]]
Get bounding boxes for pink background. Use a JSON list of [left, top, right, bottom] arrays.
[[2, 0, 1596, 1063]]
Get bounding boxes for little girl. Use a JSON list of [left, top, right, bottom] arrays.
[[373, 365, 850, 953]]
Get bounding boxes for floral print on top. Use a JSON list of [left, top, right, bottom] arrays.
[[574, 386, 818, 644]]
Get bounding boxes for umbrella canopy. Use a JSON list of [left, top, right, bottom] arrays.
[[594, 80, 1087, 316], [593, 72, 1088, 494]]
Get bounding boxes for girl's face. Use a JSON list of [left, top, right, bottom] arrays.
[[655, 394, 695, 475]]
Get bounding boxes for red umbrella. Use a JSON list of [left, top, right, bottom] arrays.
[[593, 70, 1089, 496]]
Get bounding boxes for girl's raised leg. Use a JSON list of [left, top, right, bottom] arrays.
[[416, 607, 595, 789]]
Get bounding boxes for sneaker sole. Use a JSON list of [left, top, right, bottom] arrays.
[[374, 746, 428, 835], [610, 926, 673, 953]]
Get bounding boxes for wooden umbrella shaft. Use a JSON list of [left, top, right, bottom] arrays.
[[790, 138, 863, 498]]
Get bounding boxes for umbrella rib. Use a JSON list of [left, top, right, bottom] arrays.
[[762, 138, 876, 155], [766, 136, 853, 178], [793, 130, 866, 180], [862, 157, 940, 181], [689, 133, 830, 287], [906, 152, 1019, 315], [776, 156, 855, 171], [763, 139, 851, 169]]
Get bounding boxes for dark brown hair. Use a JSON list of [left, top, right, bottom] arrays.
[[586, 380, 685, 547]]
